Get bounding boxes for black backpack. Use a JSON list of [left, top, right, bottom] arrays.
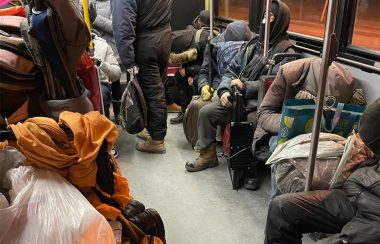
[[119, 78, 147, 134]]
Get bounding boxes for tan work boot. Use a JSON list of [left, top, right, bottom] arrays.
[[136, 140, 166, 154], [185, 143, 218, 172], [136, 128, 151, 141]]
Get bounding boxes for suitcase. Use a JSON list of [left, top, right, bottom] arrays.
[[182, 96, 210, 148]]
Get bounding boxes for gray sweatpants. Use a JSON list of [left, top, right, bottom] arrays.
[[196, 100, 233, 150]]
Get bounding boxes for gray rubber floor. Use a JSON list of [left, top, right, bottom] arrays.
[[116, 113, 313, 244]]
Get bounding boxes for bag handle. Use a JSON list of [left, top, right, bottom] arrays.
[[322, 102, 344, 132]]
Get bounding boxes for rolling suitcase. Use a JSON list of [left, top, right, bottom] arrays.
[[223, 90, 254, 189]]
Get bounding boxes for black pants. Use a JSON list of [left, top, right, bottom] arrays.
[[171, 72, 197, 107], [265, 189, 355, 244], [135, 27, 171, 140]]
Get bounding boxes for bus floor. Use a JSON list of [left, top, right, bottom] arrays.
[[115, 113, 314, 244]]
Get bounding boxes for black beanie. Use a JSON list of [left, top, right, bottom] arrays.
[[359, 97, 380, 158]]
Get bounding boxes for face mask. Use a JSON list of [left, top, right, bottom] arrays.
[[259, 12, 275, 43]]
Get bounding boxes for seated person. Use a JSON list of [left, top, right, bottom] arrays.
[[170, 20, 254, 124], [264, 97, 380, 244], [92, 33, 122, 118], [184, 0, 295, 177], [254, 57, 355, 194]]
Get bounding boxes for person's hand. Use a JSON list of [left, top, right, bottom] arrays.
[[91, 57, 102, 67], [220, 92, 232, 108], [179, 67, 186, 77], [127, 64, 139, 81], [231, 78, 245, 91], [187, 77, 194, 86], [201, 85, 213, 101]]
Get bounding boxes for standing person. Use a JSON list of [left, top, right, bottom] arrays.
[[111, 0, 172, 154], [92, 33, 122, 119]]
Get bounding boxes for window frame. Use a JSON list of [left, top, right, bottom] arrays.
[[226, 0, 380, 73]]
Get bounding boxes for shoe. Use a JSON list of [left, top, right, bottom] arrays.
[[170, 110, 184, 124], [167, 103, 181, 113], [136, 140, 166, 154], [185, 143, 218, 172], [136, 128, 151, 141], [128, 208, 166, 244], [111, 147, 119, 158], [244, 177, 260, 191], [123, 199, 146, 219]]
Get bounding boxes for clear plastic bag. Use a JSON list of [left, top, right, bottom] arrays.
[[0, 147, 25, 196], [0, 166, 115, 244], [276, 157, 340, 193]]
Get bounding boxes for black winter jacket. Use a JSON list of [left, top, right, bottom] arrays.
[[111, 0, 172, 67]]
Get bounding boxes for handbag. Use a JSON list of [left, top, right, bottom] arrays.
[[278, 98, 365, 144]]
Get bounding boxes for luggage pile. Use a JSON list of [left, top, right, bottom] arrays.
[[0, 2, 166, 243]]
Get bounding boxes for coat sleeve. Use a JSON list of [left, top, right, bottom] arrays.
[[94, 15, 114, 35], [257, 67, 287, 135], [243, 48, 296, 100], [99, 44, 122, 82], [197, 45, 211, 92], [217, 50, 242, 97], [110, 0, 137, 68]]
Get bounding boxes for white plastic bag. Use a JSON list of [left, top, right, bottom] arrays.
[[0, 166, 115, 244]]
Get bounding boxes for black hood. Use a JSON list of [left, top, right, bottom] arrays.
[[259, 0, 290, 46], [359, 97, 380, 159]]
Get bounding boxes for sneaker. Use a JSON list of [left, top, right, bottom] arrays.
[[170, 111, 184, 124], [167, 103, 181, 113], [136, 140, 166, 154], [136, 128, 151, 141]]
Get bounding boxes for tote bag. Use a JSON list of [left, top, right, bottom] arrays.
[[278, 99, 365, 144]]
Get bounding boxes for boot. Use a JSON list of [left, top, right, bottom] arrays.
[[136, 128, 151, 141], [169, 107, 186, 124], [167, 103, 181, 113], [185, 143, 218, 172], [136, 140, 166, 154]]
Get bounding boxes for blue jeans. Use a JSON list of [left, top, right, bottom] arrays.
[[269, 136, 281, 200]]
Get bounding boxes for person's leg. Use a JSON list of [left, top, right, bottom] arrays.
[[185, 100, 233, 172], [101, 82, 112, 119], [265, 189, 355, 244]]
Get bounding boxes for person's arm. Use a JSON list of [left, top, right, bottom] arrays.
[[93, 15, 114, 35], [197, 45, 211, 92], [243, 48, 296, 100], [99, 44, 122, 82], [256, 67, 287, 134], [110, 0, 137, 68]]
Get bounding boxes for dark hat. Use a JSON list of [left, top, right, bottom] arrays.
[[359, 97, 380, 158]]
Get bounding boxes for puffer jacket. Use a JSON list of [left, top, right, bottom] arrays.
[[110, 0, 172, 68], [254, 57, 354, 147]]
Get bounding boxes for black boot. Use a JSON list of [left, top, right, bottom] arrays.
[[244, 164, 260, 191], [170, 107, 185, 124]]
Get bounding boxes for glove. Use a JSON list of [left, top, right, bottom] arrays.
[[201, 85, 213, 101]]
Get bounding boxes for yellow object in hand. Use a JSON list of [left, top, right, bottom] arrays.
[[201, 85, 213, 101]]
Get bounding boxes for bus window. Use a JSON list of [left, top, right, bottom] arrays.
[[282, 0, 326, 39], [352, 0, 380, 52], [218, 0, 249, 21]]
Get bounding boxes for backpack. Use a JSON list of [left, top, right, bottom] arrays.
[[0, 15, 42, 125], [214, 41, 244, 77], [119, 78, 148, 134]]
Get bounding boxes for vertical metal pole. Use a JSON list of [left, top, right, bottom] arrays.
[[208, 0, 214, 85], [305, 0, 339, 191], [262, 0, 271, 64]]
